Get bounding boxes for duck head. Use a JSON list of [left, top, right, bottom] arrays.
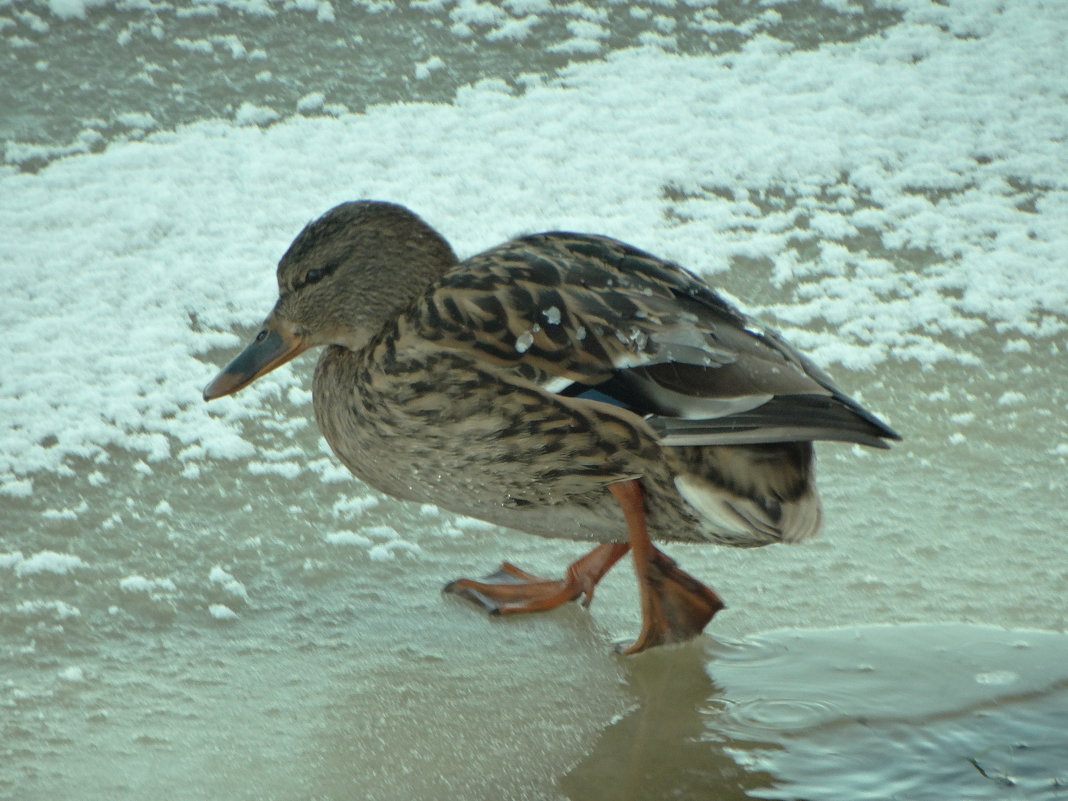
[[203, 201, 457, 401]]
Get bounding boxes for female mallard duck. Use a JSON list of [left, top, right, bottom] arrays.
[[205, 200, 899, 654]]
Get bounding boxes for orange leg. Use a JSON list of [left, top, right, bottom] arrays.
[[609, 480, 725, 654], [444, 542, 630, 614], [444, 480, 723, 653]]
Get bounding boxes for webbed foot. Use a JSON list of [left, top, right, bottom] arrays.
[[609, 480, 724, 655], [444, 543, 630, 615], [618, 547, 725, 655]]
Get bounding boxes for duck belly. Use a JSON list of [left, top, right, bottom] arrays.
[[312, 348, 821, 548]]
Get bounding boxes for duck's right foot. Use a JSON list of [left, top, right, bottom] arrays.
[[443, 543, 630, 615]]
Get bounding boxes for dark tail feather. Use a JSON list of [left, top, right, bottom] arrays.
[[648, 393, 900, 448]]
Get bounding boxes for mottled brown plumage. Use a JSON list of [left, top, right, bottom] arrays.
[[204, 200, 899, 653]]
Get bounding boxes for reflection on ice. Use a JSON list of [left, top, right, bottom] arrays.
[[566, 625, 1068, 801]]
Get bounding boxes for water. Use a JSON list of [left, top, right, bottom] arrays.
[[567, 626, 1068, 800], [3, 1, 1068, 799]]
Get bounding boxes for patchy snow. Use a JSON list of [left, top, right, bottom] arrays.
[[208, 602, 239, 620], [3, 2, 1064, 487], [12, 552, 87, 577], [119, 575, 178, 593], [209, 565, 249, 601]]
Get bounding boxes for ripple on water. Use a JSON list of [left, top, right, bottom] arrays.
[[705, 624, 1068, 800], [565, 624, 1068, 801], [715, 696, 843, 736]]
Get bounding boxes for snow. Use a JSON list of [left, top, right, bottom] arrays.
[[325, 530, 373, 546], [368, 540, 421, 561], [12, 552, 88, 577], [485, 15, 539, 42], [119, 575, 178, 593], [208, 603, 239, 620], [41, 501, 87, 520], [248, 459, 303, 479], [325, 524, 421, 558], [57, 665, 86, 682], [209, 565, 249, 601], [2, 4, 1064, 488], [414, 55, 445, 80], [0, 552, 25, 570], [115, 111, 158, 130], [997, 391, 1027, 406], [331, 494, 381, 517], [233, 101, 280, 126], [296, 91, 325, 113], [42, 0, 97, 20], [16, 599, 82, 619]]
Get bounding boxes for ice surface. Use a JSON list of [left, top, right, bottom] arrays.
[[2, 1, 1067, 800]]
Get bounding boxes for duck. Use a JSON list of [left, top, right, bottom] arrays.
[[204, 200, 899, 654]]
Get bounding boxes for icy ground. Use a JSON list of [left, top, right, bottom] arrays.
[[2, 1, 1066, 799]]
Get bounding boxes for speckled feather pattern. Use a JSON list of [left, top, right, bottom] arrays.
[[294, 206, 897, 547]]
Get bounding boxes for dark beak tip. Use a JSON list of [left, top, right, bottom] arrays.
[[203, 370, 246, 402]]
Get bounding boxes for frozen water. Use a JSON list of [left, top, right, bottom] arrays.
[[2, 1, 1067, 799]]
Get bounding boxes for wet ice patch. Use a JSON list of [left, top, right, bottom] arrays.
[[568, 625, 1068, 801], [974, 670, 1018, 686]]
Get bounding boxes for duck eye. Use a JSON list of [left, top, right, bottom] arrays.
[[294, 260, 339, 291]]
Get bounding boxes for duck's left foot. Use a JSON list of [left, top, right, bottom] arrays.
[[619, 547, 725, 655], [444, 543, 630, 615], [608, 479, 725, 655]]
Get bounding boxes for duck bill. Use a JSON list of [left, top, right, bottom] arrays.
[[203, 322, 309, 401]]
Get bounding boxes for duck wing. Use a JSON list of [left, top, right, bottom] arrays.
[[410, 232, 900, 449]]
